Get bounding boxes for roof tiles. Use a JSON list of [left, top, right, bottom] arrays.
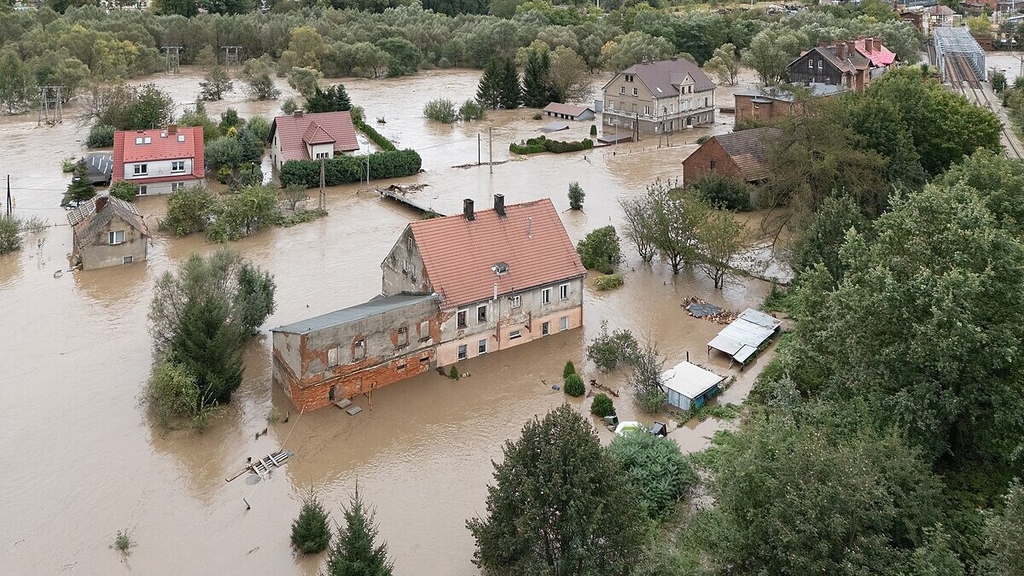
[[617, 59, 716, 95], [112, 126, 205, 183], [270, 111, 359, 162], [712, 127, 782, 183]]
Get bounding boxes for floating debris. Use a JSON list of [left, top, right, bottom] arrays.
[[683, 297, 736, 324]]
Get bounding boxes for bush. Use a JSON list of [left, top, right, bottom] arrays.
[[587, 322, 641, 372], [564, 373, 585, 397], [590, 124, 597, 137], [109, 181, 137, 202], [576, 225, 620, 273], [291, 491, 331, 554], [86, 124, 115, 148], [563, 360, 576, 378], [424, 98, 457, 123], [0, 216, 21, 255], [594, 273, 624, 291], [568, 181, 585, 211], [147, 360, 205, 428], [280, 149, 422, 188], [161, 184, 217, 236], [606, 432, 697, 520], [532, 112, 542, 120], [691, 173, 752, 212], [246, 116, 271, 144], [281, 99, 297, 115], [993, 70, 1008, 93], [449, 365, 459, 380], [591, 393, 615, 417], [61, 157, 77, 172], [509, 135, 594, 155], [459, 99, 486, 121]]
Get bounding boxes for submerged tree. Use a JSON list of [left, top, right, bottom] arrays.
[[306, 84, 352, 113], [199, 65, 233, 101], [325, 486, 394, 576], [630, 340, 666, 413], [291, 489, 331, 555], [61, 160, 96, 207]]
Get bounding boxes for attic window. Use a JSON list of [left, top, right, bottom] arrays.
[[177, 134, 185, 142], [491, 262, 509, 276]]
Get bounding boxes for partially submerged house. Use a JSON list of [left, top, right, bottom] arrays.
[[786, 38, 896, 92], [272, 195, 587, 412], [681, 127, 781, 190], [707, 308, 782, 367], [602, 58, 717, 137], [542, 102, 596, 121], [733, 83, 844, 127], [67, 196, 149, 270], [112, 125, 205, 196], [268, 110, 359, 172], [660, 361, 726, 412]]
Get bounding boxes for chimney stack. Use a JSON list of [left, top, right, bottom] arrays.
[[95, 196, 109, 212], [463, 198, 475, 221], [847, 41, 856, 57], [837, 43, 847, 60], [294, 109, 303, 118], [168, 124, 177, 135], [494, 194, 505, 216], [865, 37, 874, 52]]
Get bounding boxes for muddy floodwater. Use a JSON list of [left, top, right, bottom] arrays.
[[0, 68, 776, 575]]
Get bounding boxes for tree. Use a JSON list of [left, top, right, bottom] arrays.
[[199, 65, 233, 101], [205, 137, 244, 174], [984, 480, 1024, 576], [476, 59, 502, 109], [629, 340, 665, 413], [547, 46, 591, 104], [148, 250, 275, 407], [242, 56, 280, 101], [161, 185, 217, 236], [742, 27, 806, 86], [29, 51, 89, 103], [153, 0, 197, 16], [109, 181, 137, 203], [601, 31, 675, 72], [306, 84, 352, 113], [61, 160, 96, 207], [423, 98, 457, 123], [377, 37, 422, 77], [521, 49, 553, 108], [325, 486, 394, 576], [789, 195, 868, 282], [935, 149, 1024, 237], [649, 185, 703, 275], [0, 216, 21, 255], [619, 193, 658, 263], [693, 201, 743, 290], [467, 404, 645, 576], [606, 432, 696, 521], [0, 49, 35, 114], [705, 43, 740, 86], [288, 66, 323, 100], [576, 225, 621, 274], [567, 181, 585, 210], [86, 83, 175, 131], [497, 58, 521, 109], [590, 393, 615, 418], [213, 184, 281, 241], [587, 321, 640, 373], [291, 489, 331, 555]]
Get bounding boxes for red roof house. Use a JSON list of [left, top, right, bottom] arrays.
[[855, 38, 897, 68], [268, 110, 360, 171], [112, 125, 204, 196]]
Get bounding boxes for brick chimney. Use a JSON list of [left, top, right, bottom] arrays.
[[847, 41, 857, 57], [463, 198, 475, 221], [494, 193, 505, 217], [836, 43, 847, 60], [95, 196, 109, 212], [167, 124, 177, 135], [865, 37, 874, 52]]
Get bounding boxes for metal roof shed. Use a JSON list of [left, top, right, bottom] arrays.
[[707, 308, 781, 366], [661, 361, 726, 411]]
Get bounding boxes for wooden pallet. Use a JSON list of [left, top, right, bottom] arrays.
[[249, 450, 293, 479]]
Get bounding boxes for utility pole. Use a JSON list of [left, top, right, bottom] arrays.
[[365, 148, 370, 191], [318, 159, 325, 210], [162, 46, 182, 74], [488, 127, 493, 174], [37, 86, 63, 126], [6, 175, 12, 218], [477, 133, 481, 166]]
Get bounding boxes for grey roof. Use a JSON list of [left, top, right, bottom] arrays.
[[707, 308, 782, 364], [735, 83, 845, 102], [710, 127, 782, 183], [614, 59, 716, 96], [69, 196, 149, 245], [272, 293, 439, 335], [539, 121, 570, 133], [86, 153, 113, 184]]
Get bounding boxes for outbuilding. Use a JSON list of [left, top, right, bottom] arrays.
[[707, 308, 782, 367], [541, 102, 596, 121], [660, 360, 726, 412]]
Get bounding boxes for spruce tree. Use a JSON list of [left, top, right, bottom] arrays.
[[291, 489, 331, 554], [306, 84, 352, 113], [498, 59, 522, 110], [522, 50, 553, 108], [476, 60, 502, 109], [61, 160, 96, 207], [325, 486, 394, 576]]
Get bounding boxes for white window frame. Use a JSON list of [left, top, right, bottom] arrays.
[[457, 344, 468, 360], [542, 288, 551, 305], [510, 295, 521, 309], [171, 182, 186, 192], [327, 346, 340, 367], [619, 86, 625, 95], [509, 330, 522, 340], [478, 339, 487, 354], [808, 59, 814, 69], [133, 164, 148, 176], [108, 230, 125, 245], [171, 160, 185, 173], [632, 87, 638, 96], [559, 283, 569, 300], [559, 316, 569, 331], [137, 185, 147, 196]]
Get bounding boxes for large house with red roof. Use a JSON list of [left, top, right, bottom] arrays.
[[271, 196, 586, 412], [786, 38, 897, 93], [112, 125, 204, 196], [268, 110, 360, 172]]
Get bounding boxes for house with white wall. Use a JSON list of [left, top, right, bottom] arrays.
[[601, 58, 717, 138], [111, 125, 205, 196], [267, 110, 360, 172]]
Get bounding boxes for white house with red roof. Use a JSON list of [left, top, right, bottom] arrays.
[[112, 125, 205, 196], [268, 110, 360, 172]]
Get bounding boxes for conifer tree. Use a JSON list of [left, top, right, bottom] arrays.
[[476, 59, 502, 109], [325, 486, 394, 576], [498, 58, 522, 110], [61, 160, 96, 207], [522, 50, 553, 108], [291, 489, 331, 554]]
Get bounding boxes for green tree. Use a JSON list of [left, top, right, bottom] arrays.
[[205, 136, 244, 173], [693, 201, 743, 290], [547, 46, 590, 104], [619, 192, 658, 263], [467, 404, 646, 576], [242, 56, 280, 101], [146, 360, 205, 428], [29, 51, 89, 103], [935, 149, 1024, 237], [742, 27, 806, 86], [607, 432, 696, 521], [563, 372, 585, 397], [306, 84, 352, 113], [376, 36, 422, 77], [87, 83, 175, 131], [213, 184, 280, 241], [590, 393, 615, 418], [291, 489, 331, 555], [0, 49, 34, 114], [587, 321, 640, 373], [153, 0, 197, 16], [288, 66, 323, 100], [705, 42, 740, 86], [161, 185, 217, 236], [476, 59, 502, 109], [325, 486, 394, 576], [984, 480, 1024, 576], [199, 65, 233, 101], [629, 340, 665, 413], [567, 181, 585, 210], [61, 160, 96, 207], [0, 216, 21, 255], [423, 98, 457, 123], [601, 31, 675, 72], [497, 58, 521, 109], [789, 195, 868, 282], [576, 225, 621, 274], [109, 181, 137, 203], [522, 49, 553, 108]]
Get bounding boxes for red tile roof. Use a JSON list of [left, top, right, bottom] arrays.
[[854, 39, 896, 67], [111, 126, 205, 183], [270, 111, 359, 163], [409, 198, 586, 309]]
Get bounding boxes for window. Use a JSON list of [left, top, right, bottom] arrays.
[[137, 185, 147, 196], [509, 330, 522, 340], [559, 283, 569, 300], [171, 161, 185, 173], [177, 134, 185, 142], [353, 338, 366, 361], [397, 326, 408, 346], [327, 346, 340, 367], [477, 304, 487, 323], [559, 316, 569, 331], [478, 339, 487, 354], [457, 310, 467, 329], [315, 152, 330, 159], [402, 258, 409, 272], [407, 236, 414, 250], [542, 288, 551, 304], [632, 88, 638, 96], [808, 59, 814, 69], [643, 105, 650, 115], [420, 355, 430, 363], [542, 321, 550, 336], [108, 230, 125, 245], [619, 86, 625, 95], [710, 160, 716, 169], [607, 100, 614, 111], [510, 295, 521, 309], [122, 255, 133, 264], [133, 164, 148, 176], [457, 344, 468, 360], [143, 137, 151, 144], [397, 363, 407, 372], [134, 137, 143, 144], [419, 320, 430, 341], [171, 182, 185, 192], [817, 60, 823, 69], [704, 97, 708, 107]]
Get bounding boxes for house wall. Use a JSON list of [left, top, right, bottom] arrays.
[[273, 297, 443, 412], [434, 277, 585, 367], [75, 214, 148, 270], [602, 72, 715, 136], [381, 227, 433, 296], [271, 133, 283, 171], [122, 158, 193, 182], [306, 142, 334, 160], [681, 139, 743, 188], [734, 95, 793, 127], [134, 177, 203, 196]]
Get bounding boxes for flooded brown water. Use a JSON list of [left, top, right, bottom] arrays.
[[0, 68, 774, 575]]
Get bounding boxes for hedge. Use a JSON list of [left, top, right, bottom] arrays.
[[510, 135, 594, 155], [353, 117, 397, 152], [280, 149, 422, 188]]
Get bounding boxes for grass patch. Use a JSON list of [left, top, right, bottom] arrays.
[[113, 529, 132, 555], [682, 402, 741, 424]]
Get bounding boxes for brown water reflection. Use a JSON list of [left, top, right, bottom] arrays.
[[0, 67, 774, 575]]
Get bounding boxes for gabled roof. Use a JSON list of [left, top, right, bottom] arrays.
[[542, 102, 593, 117], [112, 126, 205, 183], [810, 45, 871, 73], [855, 39, 897, 67], [269, 111, 359, 163], [709, 127, 782, 183], [605, 58, 716, 95], [68, 196, 149, 245], [734, 83, 845, 103], [925, 5, 955, 15], [406, 198, 585, 309]]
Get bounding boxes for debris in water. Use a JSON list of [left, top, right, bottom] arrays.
[[683, 296, 736, 324]]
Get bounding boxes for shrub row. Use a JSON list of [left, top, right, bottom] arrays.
[[353, 117, 397, 152], [280, 149, 422, 188], [509, 135, 594, 155]]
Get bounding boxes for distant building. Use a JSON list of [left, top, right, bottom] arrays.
[[542, 102, 596, 121], [272, 196, 587, 412], [681, 127, 781, 190], [601, 58, 717, 138], [67, 196, 149, 270], [268, 110, 360, 172], [112, 125, 205, 196], [786, 38, 897, 92], [733, 83, 844, 127]]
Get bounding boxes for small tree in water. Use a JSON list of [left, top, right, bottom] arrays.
[[61, 160, 96, 207], [325, 485, 394, 576], [630, 340, 666, 413], [291, 488, 331, 554], [568, 181, 585, 210]]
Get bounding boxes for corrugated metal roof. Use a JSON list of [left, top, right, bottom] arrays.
[[707, 308, 781, 364], [408, 198, 586, 309], [269, 112, 359, 163], [272, 293, 439, 335], [711, 127, 782, 183], [660, 361, 725, 400]]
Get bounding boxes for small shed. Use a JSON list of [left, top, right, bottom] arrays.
[[660, 360, 726, 411], [542, 102, 596, 121], [707, 308, 782, 366]]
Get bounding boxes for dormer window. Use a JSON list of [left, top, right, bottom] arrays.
[[492, 262, 509, 276], [177, 134, 185, 142]]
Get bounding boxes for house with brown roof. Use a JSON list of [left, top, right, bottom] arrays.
[[681, 127, 781, 191], [268, 110, 360, 172], [786, 38, 896, 92], [271, 195, 586, 412], [542, 102, 596, 121], [112, 125, 204, 196], [601, 58, 717, 138], [67, 196, 149, 270]]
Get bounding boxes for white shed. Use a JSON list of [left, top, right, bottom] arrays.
[[660, 361, 726, 412]]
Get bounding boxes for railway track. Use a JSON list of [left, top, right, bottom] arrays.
[[946, 54, 1024, 160]]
